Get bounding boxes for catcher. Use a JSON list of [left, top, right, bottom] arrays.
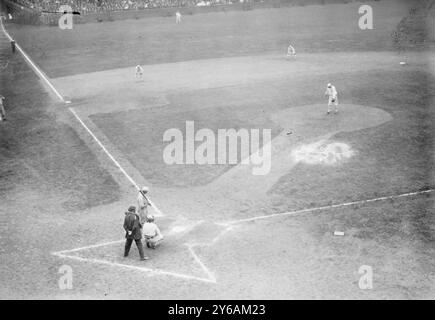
[[142, 214, 164, 249]]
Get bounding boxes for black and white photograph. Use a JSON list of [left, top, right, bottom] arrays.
[[0, 0, 434, 301]]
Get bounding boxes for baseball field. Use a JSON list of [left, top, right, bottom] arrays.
[[0, 0, 434, 299]]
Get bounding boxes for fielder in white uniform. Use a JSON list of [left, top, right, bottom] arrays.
[[287, 44, 296, 58], [175, 11, 182, 24], [135, 65, 144, 80], [325, 83, 338, 114], [0, 95, 6, 121]]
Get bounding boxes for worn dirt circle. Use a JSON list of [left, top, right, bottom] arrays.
[[292, 141, 355, 165]]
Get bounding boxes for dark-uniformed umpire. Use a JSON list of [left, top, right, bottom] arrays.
[[123, 206, 148, 261]]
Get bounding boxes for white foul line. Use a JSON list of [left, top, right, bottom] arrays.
[[187, 245, 216, 283], [69, 108, 163, 216], [220, 189, 434, 225], [52, 251, 216, 284], [52, 237, 217, 283], [53, 239, 125, 255], [1, 16, 162, 214], [0, 17, 65, 102]]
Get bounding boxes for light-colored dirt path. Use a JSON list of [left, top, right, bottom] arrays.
[[53, 51, 424, 102]]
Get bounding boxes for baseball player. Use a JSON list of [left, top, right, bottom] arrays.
[[135, 65, 144, 80], [142, 214, 164, 249], [287, 44, 296, 58], [137, 186, 151, 227], [0, 95, 6, 121], [325, 83, 338, 114], [175, 11, 182, 24]]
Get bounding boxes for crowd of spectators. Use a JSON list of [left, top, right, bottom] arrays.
[[11, 0, 246, 13]]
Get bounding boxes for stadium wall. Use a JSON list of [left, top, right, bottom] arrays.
[[1, 0, 42, 24]]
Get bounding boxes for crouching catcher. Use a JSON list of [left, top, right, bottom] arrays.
[[143, 214, 164, 249]]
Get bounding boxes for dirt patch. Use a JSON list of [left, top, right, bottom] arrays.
[[292, 141, 355, 166]]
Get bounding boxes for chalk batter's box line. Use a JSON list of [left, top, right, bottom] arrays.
[[51, 220, 217, 284], [53, 251, 216, 284], [52, 239, 217, 284]]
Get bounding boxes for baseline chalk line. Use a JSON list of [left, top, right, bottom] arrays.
[[69, 108, 163, 216], [1, 17, 156, 210], [52, 239, 125, 255], [187, 245, 216, 283], [52, 251, 216, 283], [0, 17, 65, 102], [220, 189, 434, 225]]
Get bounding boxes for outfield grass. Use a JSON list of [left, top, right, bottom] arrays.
[[91, 99, 283, 187], [5, 1, 410, 77], [0, 44, 120, 212]]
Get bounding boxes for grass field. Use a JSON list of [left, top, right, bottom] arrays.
[[0, 0, 434, 299]]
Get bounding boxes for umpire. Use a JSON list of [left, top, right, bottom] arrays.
[[123, 206, 148, 261]]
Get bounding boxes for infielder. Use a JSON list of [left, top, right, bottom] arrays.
[[287, 44, 296, 58], [137, 186, 151, 226], [135, 65, 144, 80], [175, 11, 182, 24], [142, 214, 164, 249], [0, 95, 6, 121], [325, 83, 338, 114]]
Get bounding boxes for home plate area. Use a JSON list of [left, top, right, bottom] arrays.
[[53, 219, 230, 283]]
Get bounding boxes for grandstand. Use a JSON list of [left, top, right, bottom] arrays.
[[10, 0, 239, 13], [3, 0, 372, 26]]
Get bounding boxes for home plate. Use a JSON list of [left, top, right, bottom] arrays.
[[166, 218, 204, 236], [171, 226, 188, 233]]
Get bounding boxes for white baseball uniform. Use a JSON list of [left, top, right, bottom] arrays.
[[143, 222, 164, 248], [176, 12, 181, 24], [135, 65, 144, 79], [137, 192, 149, 226], [325, 85, 338, 112], [287, 44, 296, 57]]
